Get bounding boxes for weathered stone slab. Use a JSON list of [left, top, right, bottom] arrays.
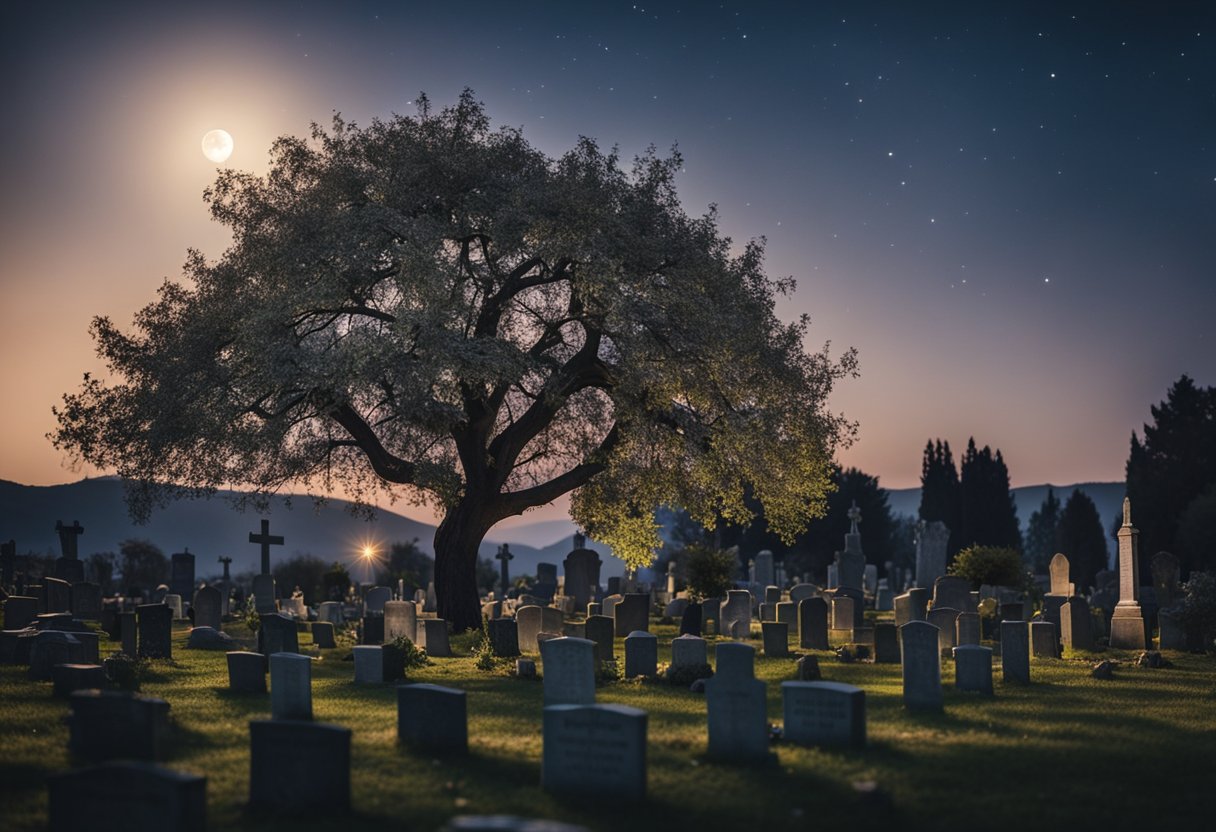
[[192, 587, 222, 630], [48, 761, 206, 832], [900, 621, 942, 711], [781, 681, 865, 748], [269, 652, 312, 719], [926, 607, 960, 653], [487, 618, 520, 657], [1000, 620, 1030, 683], [227, 651, 267, 693], [624, 630, 657, 677], [705, 642, 768, 761], [28, 631, 85, 680], [71, 583, 103, 620], [542, 704, 646, 799], [137, 604, 172, 660], [249, 720, 350, 813], [670, 634, 708, 669], [894, 588, 929, 626], [613, 593, 649, 637], [539, 636, 596, 706], [311, 621, 336, 648], [1060, 596, 1094, 651], [384, 600, 417, 643], [873, 623, 900, 663], [51, 663, 105, 697], [1030, 620, 1058, 658], [679, 602, 702, 637], [955, 612, 981, 646], [516, 605, 544, 653], [417, 618, 452, 657], [397, 683, 467, 754], [797, 597, 828, 650], [953, 644, 993, 695], [932, 576, 976, 613], [720, 591, 753, 640], [252, 574, 277, 615], [761, 621, 789, 657], [69, 689, 169, 761], [353, 645, 386, 683], [258, 613, 299, 656]]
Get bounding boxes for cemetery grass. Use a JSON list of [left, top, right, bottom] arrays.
[[2, 621, 1215, 831]]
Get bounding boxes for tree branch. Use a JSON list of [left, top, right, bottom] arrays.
[[495, 422, 621, 518], [327, 402, 418, 484]]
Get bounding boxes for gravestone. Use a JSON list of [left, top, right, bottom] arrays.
[[1030, 620, 1059, 658], [71, 582, 102, 620], [894, 587, 929, 626], [1109, 498, 1147, 649], [953, 644, 994, 695], [482, 600, 503, 620], [761, 621, 789, 657], [69, 689, 170, 761], [720, 590, 753, 640], [764, 586, 781, 606], [752, 550, 775, 587], [185, 626, 235, 651], [664, 597, 689, 618], [170, 550, 195, 601], [834, 586, 865, 627], [248, 720, 350, 813], [781, 681, 865, 748], [775, 601, 796, 628], [44, 577, 72, 614], [1049, 553, 1073, 596], [364, 586, 392, 614], [563, 544, 602, 610], [52, 663, 105, 697], [624, 631, 658, 677], [353, 645, 387, 683], [259, 613, 299, 655], [679, 602, 702, 636], [540, 606, 565, 637], [164, 594, 184, 620], [915, 520, 950, 587], [28, 631, 86, 680], [361, 614, 385, 645], [876, 584, 894, 612], [516, 606, 544, 653], [311, 621, 336, 648], [900, 621, 942, 711], [955, 611, 981, 646], [533, 562, 558, 602], [542, 704, 647, 799], [270, 652, 312, 719], [4, 595, 38, 629], [487, 618, 520, 657], [797, 597, 828, 650], [252, 574, 278, 615], [864, 563, 878, 595], [671, 634, 708, 670], [398, 683, 467, 754], [829, 596, 855, 644], [48, 762, 206, 832], [192, 586, 222, 630], [826, 564, 838, 590], [614, 593, 650, 637], [539, 636, 596, 706], [54, 520, 86, 584], [873, 623, 901, 663], [1000, 620, 1030, 683], [1060, 595, 1094, 651], [137, 604, 173, 659], [317, 601, 343, 626], [932, 576, 976, 612], [789, 584, 818, 604], [227, 651, 267, 693], [583, 615, 615, 663], [417, 618, 452, 657], [120, 611, 137, 656], [705, 642, 768, 761], [926, 607, 960, 653], [586, 602, 602, 617], [758, 603, 775, 623], [1151, 551, 1181, 610], [999, 601, 1024, 622], [495, 543, 514, 598], [700, 597, 721, 636], [1158, 609, 1186, 650]]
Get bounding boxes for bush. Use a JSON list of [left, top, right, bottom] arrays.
[[1177, 571, 1216, 652], [683, 545, 738, 601], [949, 545, 1027, 590], [663, 662, 714, 686], [597, 658, 622, 683], [238, 596, 260, 634], [388, 636, 431, 670], [103, 653, 144, 691]]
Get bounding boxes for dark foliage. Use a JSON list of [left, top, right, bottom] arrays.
[[1059, 489, 1109, 593], [1025, 487, 1062, 573]]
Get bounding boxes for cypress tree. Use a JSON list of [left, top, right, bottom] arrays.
[[1024, 487, 1062, 574], [1058, 489, 1108, 593]]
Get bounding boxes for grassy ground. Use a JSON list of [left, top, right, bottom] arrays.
[[1, 617, 1214, 832]]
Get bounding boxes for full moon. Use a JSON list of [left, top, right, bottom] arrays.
[[201, 129, 233, 163]]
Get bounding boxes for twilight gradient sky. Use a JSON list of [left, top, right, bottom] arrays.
[[1, 1, 1213, 526]]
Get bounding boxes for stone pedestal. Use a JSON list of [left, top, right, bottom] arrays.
[[1109, 602, 1147, 650]]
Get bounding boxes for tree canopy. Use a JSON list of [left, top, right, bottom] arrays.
[[1024, 487, 1061, 573], [1058, 488, 1108, 593], [52, 92, 856, 629]]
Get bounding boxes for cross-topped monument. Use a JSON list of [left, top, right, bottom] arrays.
[[249, 519, 284, 576], [55, 520, 84, 559], [218, 556, 233, 582], [847, 501, 862, 534], [496, 543, 514, 596]]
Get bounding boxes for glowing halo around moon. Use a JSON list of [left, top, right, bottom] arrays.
[[201, 129, 234, 163]]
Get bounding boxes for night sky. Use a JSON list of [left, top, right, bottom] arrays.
[[2, 1, 1213, 526]]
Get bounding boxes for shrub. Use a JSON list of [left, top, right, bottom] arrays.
[[1177, 571, 1216, 652], [683, 545, 738, 601], [663, 662, 714, 686], [103, 653, 144, 691], [389, 636, 431, 670], [949, 545, 1027, 589], [597, 658, 622, 683], [238, 595, 260, 634]]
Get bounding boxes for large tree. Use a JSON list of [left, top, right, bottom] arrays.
[[958, 438, 1021, 552], [1057, 488, 1108, 593], [918, 439, 962, 558], [52, 93, 856, 630], [1024, 487, 1061, 574]]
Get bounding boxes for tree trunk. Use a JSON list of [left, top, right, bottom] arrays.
[[433, 498, 493, 633]]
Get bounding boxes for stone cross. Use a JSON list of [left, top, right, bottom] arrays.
[[249, 519, 284, 576], [848, 501, 862, 534], [218, 556, 233, 581], [55, 521, 85, 560], [496, 544, 514, 596]]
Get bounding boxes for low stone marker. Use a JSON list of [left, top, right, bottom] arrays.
[[705, 642, 768, 761], [900, 621, 942, 711], [259, 613, 299, 656], [28, 631, 86, 680], [671, 634, 708, 670], [582, 614, 615, 664], [417, 618, 452, 657], [384, 600, 417, 643], [1030, 620, 1059, 658], [542, 704, 647, 799], [311, 621, 336, 648], [624, 631, 658, 677], [51, 663, 105, 697], [227, 652, 267, 693], [249, 720, 350, 813], [69, 689, 170, 761], [873, 623, 900, 663], [48, 761, 206, 832], [397, 683, 467, 754], [516, 606, 544, 653], [775, 601, 796, 628], [364, 586, 392, 614], [540, 636, 596, 706], [761, 621, 789, 657], [781, 681, 865, 748], [270, 652, 312, 719], [720, 590, 753, 640], [487, 618, 520, 657], [192, 586, 223, 630], [953, 644, 993, 695], [955, 612, 981, 646], [798, 597, 828, 650], [137, 604, 173, 660], [1000, 620, 1030, 684], [353, 645, 387, 683]]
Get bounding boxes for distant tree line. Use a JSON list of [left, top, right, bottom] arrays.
[[918, 438, 1021, 561]]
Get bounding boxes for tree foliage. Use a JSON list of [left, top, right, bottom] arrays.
[[321, 560, 351, 602], [1058, 489, 1108, 593], [118, 538, 168, 594], [681, 544, 738, 601], [959, 439, 1021, 552], [948, 545, 1025, 590], [1124, 375, 1216, 578], [918, 439, 961, 557], [1024, 487, 1061, 574], [51, 92, 855, 630], [376, 539, 434, 596], [272, 553, 331, 606]]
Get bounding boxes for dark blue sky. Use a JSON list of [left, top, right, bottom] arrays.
[[2, 0, 1213, 501]]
